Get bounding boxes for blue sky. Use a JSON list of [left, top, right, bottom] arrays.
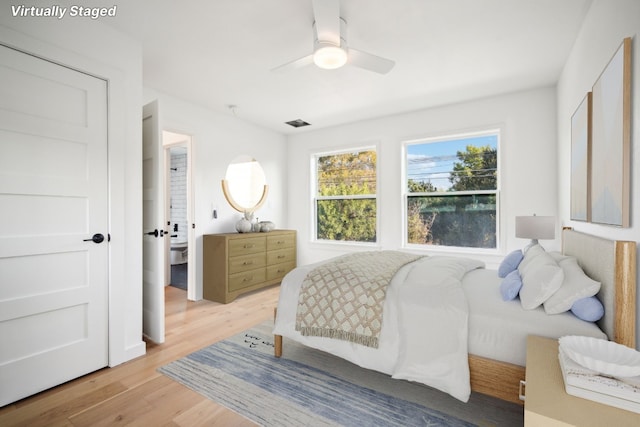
[[406, 134, 497, 191]]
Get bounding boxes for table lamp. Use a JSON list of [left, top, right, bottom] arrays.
[[516, 214, 555, 250]]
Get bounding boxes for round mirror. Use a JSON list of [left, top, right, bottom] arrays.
[[222, 155, 269, 213]]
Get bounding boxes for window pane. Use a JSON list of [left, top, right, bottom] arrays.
[[317, 150, 376, 196], [407, 135, 497, 192], [317, 199, 376, 242], [407, 194, 496, 248]]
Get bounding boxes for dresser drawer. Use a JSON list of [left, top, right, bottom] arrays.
[[267, 248, 295, 265], [228, 268, 266, 292], [203, 230, 296, 304], [229, 236, 266, 256], [228, 253, 266, 275], [267, 233, 295, 250], [267, 261, 296, 281]]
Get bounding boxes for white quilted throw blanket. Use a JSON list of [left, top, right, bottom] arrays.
[[392, 256, 484, 403], [295, 251, 423, 348]]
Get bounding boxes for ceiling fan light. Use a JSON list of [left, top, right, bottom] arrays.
[[313, 44, 347, 69]]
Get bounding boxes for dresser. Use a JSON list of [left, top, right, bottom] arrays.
[[203, 230, 296, 303]]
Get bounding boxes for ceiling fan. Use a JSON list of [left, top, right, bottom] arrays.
[[272, 0, 395, 74]]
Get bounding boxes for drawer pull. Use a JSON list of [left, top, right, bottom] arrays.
[[277, 240, 285, 244], [243, 261, 254, 265], [244, 244, 255, 248], [243, 276, 253, 282], [519, 380, 526, 401], [278, 255, 285, 259]]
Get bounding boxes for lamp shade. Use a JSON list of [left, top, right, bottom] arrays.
[[515, 216, 555, 240]]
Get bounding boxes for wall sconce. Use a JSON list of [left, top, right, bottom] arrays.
[[516, 214, 555, 249]]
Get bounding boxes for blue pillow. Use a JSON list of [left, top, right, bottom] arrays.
[[498, 250, 524, 278], [500, 270, 523, 301], [571, 296, 604, 322]]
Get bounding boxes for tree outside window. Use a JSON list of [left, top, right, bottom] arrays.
[[405, 132, 499, 249], [314, 149, 377, 243]]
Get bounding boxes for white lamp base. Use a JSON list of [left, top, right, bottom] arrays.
[[523, 239, 539, 253]]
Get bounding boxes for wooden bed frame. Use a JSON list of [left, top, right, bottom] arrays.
[[274, 228, 636, 405]]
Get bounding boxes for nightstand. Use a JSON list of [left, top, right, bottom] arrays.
[[524, 335, 640, 426]]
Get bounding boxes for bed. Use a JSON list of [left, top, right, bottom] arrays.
[[272, 228, 636, 404]]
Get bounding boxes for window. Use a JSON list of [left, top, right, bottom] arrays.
[[404, 131, 499, 249], [313, 148, 377, 243]]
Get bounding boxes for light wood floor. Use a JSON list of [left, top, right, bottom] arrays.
[[0, 285, 281, 427]]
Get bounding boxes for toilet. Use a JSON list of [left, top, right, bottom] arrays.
[[170, 241, 188, 265]]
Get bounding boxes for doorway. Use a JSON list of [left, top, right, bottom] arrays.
[[163, 131, 195, 300]]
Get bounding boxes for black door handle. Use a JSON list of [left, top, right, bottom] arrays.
[[146, 229, 159, 237], [83, 233, 105, 244]]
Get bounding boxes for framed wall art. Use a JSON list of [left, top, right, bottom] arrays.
[[570, 92, 591, 222], [590, 37, 631, 227]]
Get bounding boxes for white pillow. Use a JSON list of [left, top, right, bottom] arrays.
[[543, 256, 601, 314], [517, 244, 564, 310]]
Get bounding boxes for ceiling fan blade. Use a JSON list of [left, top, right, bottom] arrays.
[[348, 48, 395, 74], [312, 0, 341, 45], [271, 54, 314, 72]]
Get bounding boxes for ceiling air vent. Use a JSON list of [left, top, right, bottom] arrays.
[[285, 119, 311, 128]]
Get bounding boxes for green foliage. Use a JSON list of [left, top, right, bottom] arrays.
[[316, 150, 377, 242], [318, 151, 376, 195], [407, 179, 436, 193], [408, 195, 496, 248], [449, 145, 497, 191], [407, 200, 435, 244], [317, 199, 376, 242]]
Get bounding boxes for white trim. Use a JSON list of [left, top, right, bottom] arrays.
[[402, 127, 502, 145]]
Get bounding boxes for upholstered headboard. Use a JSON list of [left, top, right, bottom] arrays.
[[562, 228, 636, 348]]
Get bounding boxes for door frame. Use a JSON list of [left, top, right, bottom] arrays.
[[163, 131, 196, 300], [0, 24, 146, 367]]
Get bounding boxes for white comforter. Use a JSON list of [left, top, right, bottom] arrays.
[[274, 255, 484, 402]]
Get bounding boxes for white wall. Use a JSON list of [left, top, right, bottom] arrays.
[[0, 11, 145, 364], [143, 88, 288, 299], [557, 0, 640, 345], [169, 149, 188, 246], [287, 87, 559, 268]]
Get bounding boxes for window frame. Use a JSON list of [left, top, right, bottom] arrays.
[[311, 145, 379, 246], [402, 129, 501, 253]]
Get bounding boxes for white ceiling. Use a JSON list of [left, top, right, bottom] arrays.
[[88, 0, 592, 134]]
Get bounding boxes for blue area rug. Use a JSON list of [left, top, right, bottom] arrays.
[[159, 322, 522, 426]]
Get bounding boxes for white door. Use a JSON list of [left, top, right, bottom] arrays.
[[0, 44, 109, 406], [142, 101, 165, 343]]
